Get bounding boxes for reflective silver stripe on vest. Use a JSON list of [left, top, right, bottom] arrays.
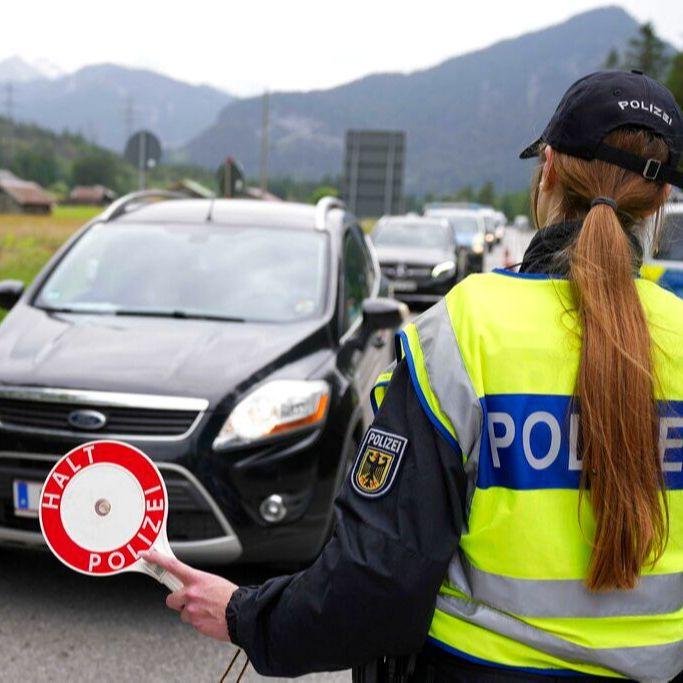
[[413, 299, 482, 509], [448, 553, 683, 618], [436, 594, 683, 682]]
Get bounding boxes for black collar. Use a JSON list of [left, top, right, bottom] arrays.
[[518, 220, 643, 276]]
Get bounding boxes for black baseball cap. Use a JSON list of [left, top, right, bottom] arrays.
[[520, 70, 683, 189]]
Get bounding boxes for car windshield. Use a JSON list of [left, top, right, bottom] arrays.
[[656, 212, 683, 261], [35, 222, 328, 323], [373, 222, 452, 248]]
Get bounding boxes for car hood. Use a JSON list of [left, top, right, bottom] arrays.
[[375, 246, 452, 266], [0, 305, 325, 408]]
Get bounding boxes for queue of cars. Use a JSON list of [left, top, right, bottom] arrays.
[[0, 193, 407, 566], [370, 215, 461, 306], [4, 187, 678, 571], [373, 203, 507, 307]]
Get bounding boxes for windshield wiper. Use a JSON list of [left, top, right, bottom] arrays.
[[113, 309, 246, 323], [39, 304, 114, 314], [38, 304, 245, 322]]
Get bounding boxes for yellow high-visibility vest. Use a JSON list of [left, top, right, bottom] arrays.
[[373, 270, 683, 680]]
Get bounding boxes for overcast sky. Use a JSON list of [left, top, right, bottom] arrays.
[[3, 1, 681, 96]]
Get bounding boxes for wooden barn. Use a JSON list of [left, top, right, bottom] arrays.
[[68, 185, 117, 206], [0, 170, 55, 215]]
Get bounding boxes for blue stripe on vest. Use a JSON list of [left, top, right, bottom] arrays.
[[478, 394, 683, 490], [659, 268, 683, 298]]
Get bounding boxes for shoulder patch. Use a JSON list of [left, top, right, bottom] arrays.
[[351, 427, 407, 498]]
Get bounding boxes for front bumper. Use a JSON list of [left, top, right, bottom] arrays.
[[0, 451, 242, 563], [0, 385, 342, 566], [385, 276, 456, 306]]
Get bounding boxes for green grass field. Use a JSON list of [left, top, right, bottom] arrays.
[[0, 205, 100, 319]]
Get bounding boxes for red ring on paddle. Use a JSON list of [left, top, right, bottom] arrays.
[[39, 440, 167, 576]]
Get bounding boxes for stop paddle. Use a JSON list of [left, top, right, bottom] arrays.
[[39, 440, 182, 591]]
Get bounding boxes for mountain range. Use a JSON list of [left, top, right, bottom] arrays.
[[0, 7, 650, 192], [0, 60, 233, 151], [180, 6, 642, 193], [0, 56, 64, 82]]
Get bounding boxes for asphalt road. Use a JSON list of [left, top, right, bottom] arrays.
[[484, 227, 533, 272], [0, 545, 349, 682], [0, 230, 531, 683]]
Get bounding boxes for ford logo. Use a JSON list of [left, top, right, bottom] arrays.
[[67, 409, 107, 431]]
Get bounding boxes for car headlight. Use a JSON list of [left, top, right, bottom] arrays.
[[485, 233, 495, 243], [213, 380, 330, 449], [431, 260, 456, 279], [472, 243, 484, 255]]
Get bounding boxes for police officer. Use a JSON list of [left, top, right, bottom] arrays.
[[146, 71, 683, 682]]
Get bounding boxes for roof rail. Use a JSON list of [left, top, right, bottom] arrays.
[[99, 189, 186, 223], [314, 196, 345, 230]]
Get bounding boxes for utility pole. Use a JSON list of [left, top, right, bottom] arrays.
[[259, 90, 269, 194], [124, 95, 135, 148], [4, 82, 15, 162], [138, 131, 148, 191]]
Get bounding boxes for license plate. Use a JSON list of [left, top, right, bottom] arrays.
[[391, 280, 417, 292], [13, 480, 43, 518]]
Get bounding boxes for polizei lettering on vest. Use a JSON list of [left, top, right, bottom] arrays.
[[488, 412, 683, 471]]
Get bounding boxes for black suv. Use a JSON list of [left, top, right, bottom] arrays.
[[0, 192, 405, 565]]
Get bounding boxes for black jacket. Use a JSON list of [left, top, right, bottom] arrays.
[[223, 223, 681, 682], [226, 360, 467, 676]]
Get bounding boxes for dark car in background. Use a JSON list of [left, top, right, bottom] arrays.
[[423, 205, 487, 270], [0, 192, 405, 565], [371, 214, 461, 307]]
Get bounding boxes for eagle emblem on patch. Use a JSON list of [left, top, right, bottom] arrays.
[[351, 428, 407, 498]]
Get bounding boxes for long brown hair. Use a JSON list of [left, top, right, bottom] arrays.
[[533, 128, 671, 591]]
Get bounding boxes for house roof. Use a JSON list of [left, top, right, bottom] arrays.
[[69, 185, 117, 202], [168, 179, 215, 199], [244, 186, 282, 202], [0, 169, 55, 206]]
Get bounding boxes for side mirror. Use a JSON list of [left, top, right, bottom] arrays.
[[356, 297, 408, 347], [0, 280, 24, 310]]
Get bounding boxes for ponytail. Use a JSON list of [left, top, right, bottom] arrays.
[[571, 202, 666, 590], [546, 127, 671, 591]]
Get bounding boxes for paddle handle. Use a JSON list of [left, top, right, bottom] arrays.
[[141, 558, 184, 591], [158, 569, 183, 592]]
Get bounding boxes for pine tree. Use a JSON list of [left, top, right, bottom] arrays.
[[666, 53, 683, 110], [477, 181, 496, 207], [624, 23, 670, 80], [454, 185, 474, 202]]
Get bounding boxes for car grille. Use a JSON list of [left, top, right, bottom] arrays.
[[381, 263, 433, 279], [0, 398, 199, 437], [0, 457, 225, 542]]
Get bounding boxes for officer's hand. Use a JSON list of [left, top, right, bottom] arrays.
[[142, 550, 239, 642]]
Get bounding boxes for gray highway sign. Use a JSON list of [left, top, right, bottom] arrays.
[[343, 130, 405, 217]]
